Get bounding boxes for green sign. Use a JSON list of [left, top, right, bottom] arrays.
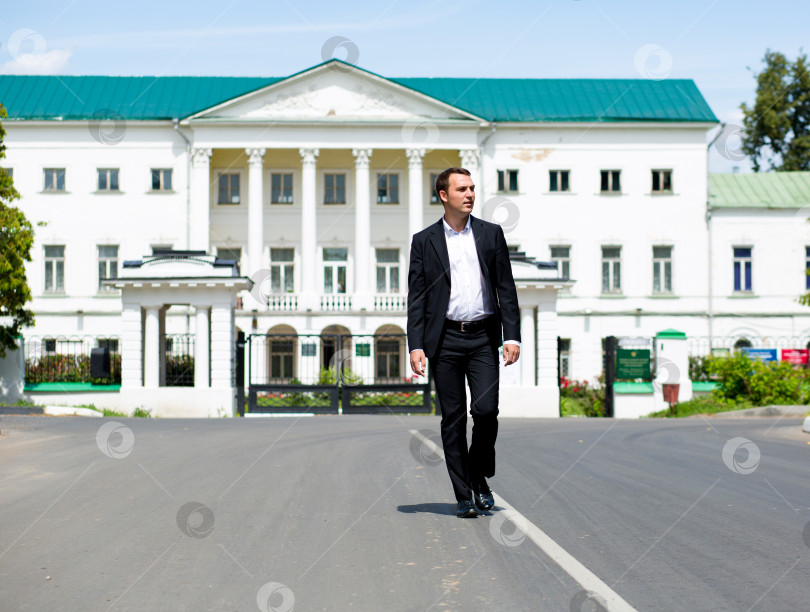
[[616, 349, 651, 380], [355, 343, 371, 357], [301, 343, 316, 357]]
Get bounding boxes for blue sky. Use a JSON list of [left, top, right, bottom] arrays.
[[2, 0, 808, 172]]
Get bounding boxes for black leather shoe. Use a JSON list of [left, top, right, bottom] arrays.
[[473, 479, 494, 511], [456, 499, 478, 518]]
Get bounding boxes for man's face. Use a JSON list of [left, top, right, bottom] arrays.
[[440, 173, 475, 215]]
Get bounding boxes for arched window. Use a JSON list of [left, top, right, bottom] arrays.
[[734, 337, 753, 352]]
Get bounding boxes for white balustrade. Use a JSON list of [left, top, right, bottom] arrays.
[[320, 294, 353, 311]]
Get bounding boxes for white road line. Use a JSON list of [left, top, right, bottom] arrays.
[[409, 429, 638, 612]]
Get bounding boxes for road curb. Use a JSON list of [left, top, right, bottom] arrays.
[[711, 405, 810, 418], [43, 406, 103, 418]]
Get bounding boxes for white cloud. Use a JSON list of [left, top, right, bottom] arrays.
[[0, 48, 72, 75]]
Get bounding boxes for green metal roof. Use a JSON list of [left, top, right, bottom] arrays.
[[0, 75, 281, 121], [393, 77, 716, 123], [656, 329, 687, 338], [710, 172, 810, 208], [0, 61, 717, 123]]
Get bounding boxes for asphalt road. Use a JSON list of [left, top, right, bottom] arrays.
[[0, 414, 808, 611]]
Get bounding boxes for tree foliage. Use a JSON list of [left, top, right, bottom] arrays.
[[740, 50, 810, 172], [0, 103, 35, 358]]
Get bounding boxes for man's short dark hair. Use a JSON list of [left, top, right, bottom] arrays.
[[435, 167, 472, 201]]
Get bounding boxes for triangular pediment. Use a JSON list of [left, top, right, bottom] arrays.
[[188, 61, 481, 123]]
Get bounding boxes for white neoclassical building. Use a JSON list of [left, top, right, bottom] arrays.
[[5, 59, 805, 402]]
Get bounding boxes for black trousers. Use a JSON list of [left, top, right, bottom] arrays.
[[431, 323, 500, 502]]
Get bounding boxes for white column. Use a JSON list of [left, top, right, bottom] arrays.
[[353, 148, 372, 310], [537, 292, 559, 390], [190, 148, 212, 252], [121, 302, 142, 388], [300, 148, 319, 308], [195, 306, 210, 388], [143, 306, 160, 388], [407, 148, 425, 243], [210, 303, 234, 389], [460, 149, 481, 197], [246, 148, 266, 282], [520, 305, 536, 386]]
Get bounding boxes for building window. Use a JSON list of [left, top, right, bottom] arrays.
[[734, 338, 753, 352], [549, 170, 570, 192], [652, 169, 672, 193], [217, 173, 240, 204], [97, 168, 119, 192], [377, 174, 399, 203], [2, 167, 13, 179], [269, 338, 295, 382], [323, 247, 348, 294], [550, 246, 570, 279], [375, 338, 402, 382], [652, 246, 673, 294], [376, 248, 400, 293], [600, 170, 621, 193], [601, 246, 621, 293], [559, 338, 571, 379], [429, 173, 440, 204], [324, 173, 346, 204], [44, 245, 65, 293], [43, 168, 66, 192], [98, 245, 118, 292], [733, 247, 752, 292], [497, 169, 519, 193], [806, 247, 810, 290], [97, 338, 119, 353], [43, 338, 57, 353], [217, 247, 241, 273], [270, 248, 294, 294], [151, 169, 172, 191], [271, 173, 293, 204]]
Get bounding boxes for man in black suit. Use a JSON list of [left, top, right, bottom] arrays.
[[407, 167, 521, 518]]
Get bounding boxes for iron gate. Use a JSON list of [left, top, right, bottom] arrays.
[[240, 333, 433, 415]]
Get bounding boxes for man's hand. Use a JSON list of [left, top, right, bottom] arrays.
[[410, 350, 427, 377], [503, 343, 520, 366]]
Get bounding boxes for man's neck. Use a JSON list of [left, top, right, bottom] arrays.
[[443, 212, 470, 234]]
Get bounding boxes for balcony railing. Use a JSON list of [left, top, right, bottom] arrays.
[[374, 294, 406, 311], [257, 293, 407, 312], [268, 294, 298, 311], [320, 294, 352, 311]]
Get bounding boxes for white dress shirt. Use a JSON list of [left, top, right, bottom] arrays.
[[444, 215, 494, 321], [441, 216, 519, 348]]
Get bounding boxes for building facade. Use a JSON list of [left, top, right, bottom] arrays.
[[7, 60, 800, 387]]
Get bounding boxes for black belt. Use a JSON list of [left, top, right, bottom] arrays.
[[444, 317, 492, 333]]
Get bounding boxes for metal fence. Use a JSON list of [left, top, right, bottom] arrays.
[[687, 335, 809, 358], [24, 336, 121, 384], [165, 334, 195, 387], [247, 333, 425, 387], [245, 333, 432, 414]]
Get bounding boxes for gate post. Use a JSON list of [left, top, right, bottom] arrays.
[[236, 331, 245, 416], [603, 336, 616, 418]]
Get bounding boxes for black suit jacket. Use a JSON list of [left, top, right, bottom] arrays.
[[407, 215, 521, 360]]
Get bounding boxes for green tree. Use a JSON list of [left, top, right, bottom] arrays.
[[0, 103, 35, 357], [740, 50, 810, 172]]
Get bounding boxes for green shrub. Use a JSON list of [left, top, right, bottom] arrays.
[[560, 377, 604, 417], [708, 353, 809, 405], [647, 394, 752, 418], [689, 355, 712, 382]]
